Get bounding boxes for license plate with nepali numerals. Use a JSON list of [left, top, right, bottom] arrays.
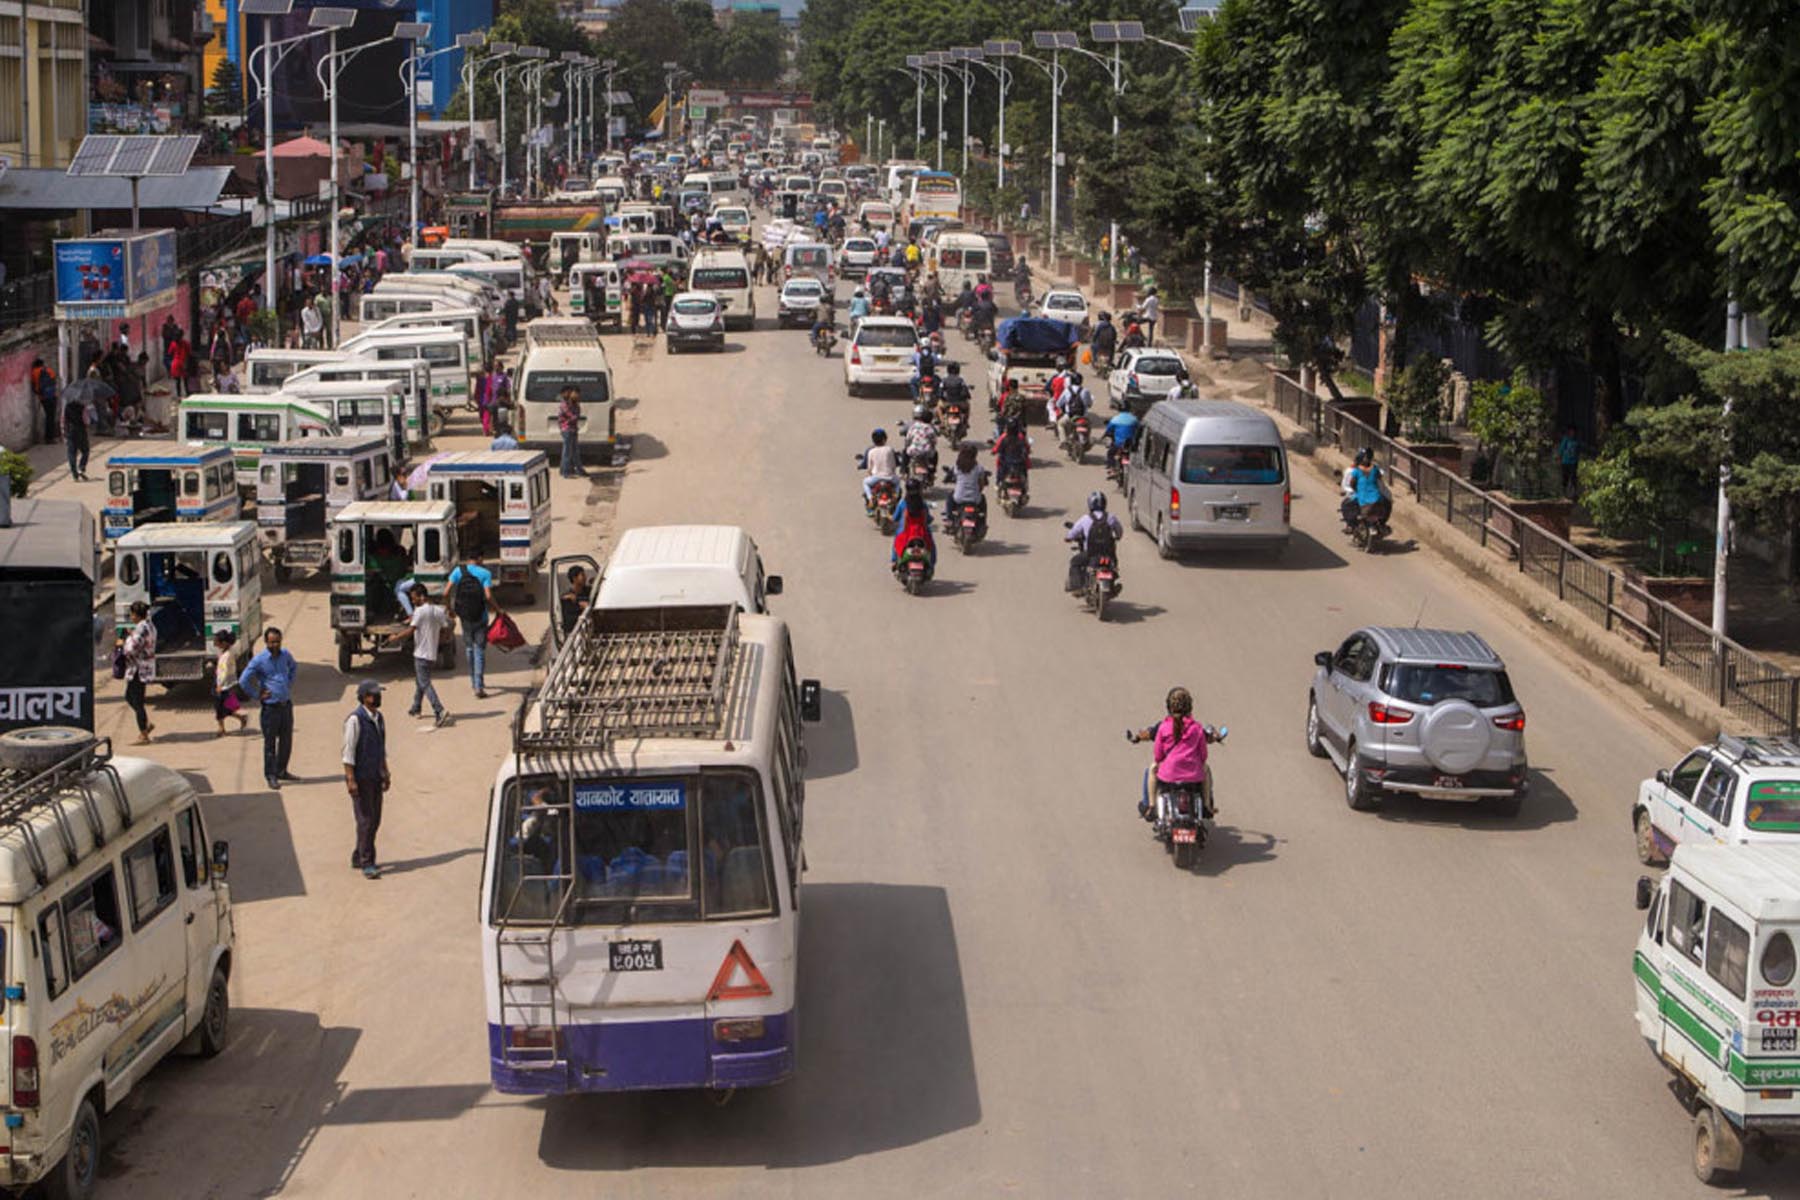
[[1215, 505, 1249, 521], [609, 939, 663, 971], [1172, 827, 1198, 844]]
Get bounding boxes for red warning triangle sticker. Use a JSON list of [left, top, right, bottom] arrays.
[[707, 939, 773, 1001]]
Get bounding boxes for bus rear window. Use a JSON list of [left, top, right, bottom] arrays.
[[1746, 782, 1800, 832], [691, 268, 748, 289], [1178, 444, 1284, 486], [524, 371, 610, 405]]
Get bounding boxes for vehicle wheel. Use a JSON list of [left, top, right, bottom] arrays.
[[0, 726, 96, 773], [1156, 519, 1175, 561], [846, 382, 859, 398], [196, 966, 230, 1057], [427, 410, 447, 439], [1345, 746, 1379, 812], [1304, 695, 1327, 758], [1694, 1107, 1735, 1186], [1129, 491, 1144, 533], [1095, 590, 1109, 622], [337, 634, 355, 674], [42, 1094, 100, 1200], [1635, 809, 1665, 866], [1173, 840, 1196, 870]]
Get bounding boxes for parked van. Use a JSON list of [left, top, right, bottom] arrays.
[[605, 232, 692, 272], [286, 357, 439, 442], [339, 327, 474, 417], [375, 272, 501, 321], [514, 321, 614, 465], [1124, 399, 1291, 555], [1634, 844, 1800, 1183], [549, 230, 606, 282], [596, 524, 782, 614], [365, 306, 491, 364], [101, 445, 239, 543], [0, 729, 233, 1200], [708, 171, 745, 205], [447, 260, 532, 315], [275, 378, 414, 465], [929, 230, 993, 294], [568, 260, 624, 328], [256, 434, 394, 579], [114, 520, 263, 682], [242, 348, 347, 395], [356, 291, 470, 325], [179, 394, 339, 477], [423, 451, 552, 593], [594, 176, 628, 207], [440, 237, 523, 263], [688, 246, 757, 330]]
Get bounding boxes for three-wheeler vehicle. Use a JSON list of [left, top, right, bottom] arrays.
[[256, 434, 395, 581], [113, 521, 263, 685], [101, 445, 240, 543], [328, 499, 459, 673], [422, 450, 551, 600]]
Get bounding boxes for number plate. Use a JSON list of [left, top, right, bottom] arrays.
[[609, 940, 663, 972], [1215, 505, 1249, 521], [1172, 827, 1198, 844], [1433, 775, 1465, 789], [1765, 1028, 1798, 1053], [908, 561, 925, 573]]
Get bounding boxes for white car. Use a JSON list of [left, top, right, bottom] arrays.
[[844, 316, 920, 396], [1039, 289, 1091, 337], [840, 237, 879, 278], [1107, 347, 1192, 409], [778, 277, 829, 328], [665, 291, 726, 353]]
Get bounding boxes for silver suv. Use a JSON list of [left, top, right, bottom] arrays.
[[1305, 627, 1530, 815]]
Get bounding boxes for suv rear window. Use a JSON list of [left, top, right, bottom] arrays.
[[856, 325, 918, 348], [1383, 664, 1517, 708], [1745, 781, 1800, 832]]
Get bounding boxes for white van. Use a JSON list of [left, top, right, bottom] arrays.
[[688, 247, 757, 330], [596, 524, 781, 613], [355, 291, 471, 325], [930, 230, 992, 294], [286, 358, 439, 440], [514, 323, 614, 465], [605, 233, 691, 273], [885, 161, 927, 203], [708, 171, 744, 205], [375, 272, 501, 320], [1634, 844, 1800, 1183], [241, 348, 348, 395], [548, 231, 606, 283], [441, 237, 523, 263], [447, 260, 532, 315], [339, 327, 474, 416], [407, 246, 493, 272], [1124, 399, 1292, 556], [0, 727, 233, 1200], [783, 241, 834, 287], [594, 175, 628, 207], [366, 307, 490, 363]]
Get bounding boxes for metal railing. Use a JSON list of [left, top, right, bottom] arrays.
[[1268, 371, 1800, 737]]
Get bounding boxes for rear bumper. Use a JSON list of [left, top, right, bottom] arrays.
[[487, 1011, 794, 1094], [1167, 527, 1290, 550], [1371, 765, 1528, 799], [668, 329, 724, 346]]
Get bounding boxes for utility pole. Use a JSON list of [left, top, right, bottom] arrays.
[[1713, 297, 1742, 639]]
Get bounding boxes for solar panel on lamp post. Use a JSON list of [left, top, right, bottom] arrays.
[[1175, 4, 1220, 350], [1084, 23, 1140, 282]]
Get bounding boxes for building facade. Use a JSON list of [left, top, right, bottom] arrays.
[[0, 0, 88, 170]]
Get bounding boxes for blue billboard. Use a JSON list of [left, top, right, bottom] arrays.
[[54, 239, 128, 305], [54, 230, 179, 312]]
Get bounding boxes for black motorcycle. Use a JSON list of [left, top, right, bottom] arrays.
[[1126, 724, 1228, 870]]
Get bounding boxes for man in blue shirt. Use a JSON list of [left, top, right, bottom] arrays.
[[489, 409, 520, 451], [447, 557, 500, 699], [1104, 409, 1140, 472], [239, 626, 299, 790]]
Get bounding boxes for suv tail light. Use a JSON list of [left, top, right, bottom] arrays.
[[1170, 487, 1181, 520], [850, 345, 861, 365], [1493, 712, 1526, 732], [1368, 702, 1414, 725], [13, 1036, 39, 1107]]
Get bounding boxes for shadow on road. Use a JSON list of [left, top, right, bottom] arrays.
[[805, 688, 859, 780], [1099, 601, 1167, 625], [104, 1008, 360, 1195], [379, 845, 483, 876], [970, 539, 1031, 557], [623, 433, 668, 462], [1171, 528, 1348, 572], [1373, 767, 1577, 831], [535, 882, 981, 1169], [197, 778, 307, 903], [1192, 826, 1282, 876]]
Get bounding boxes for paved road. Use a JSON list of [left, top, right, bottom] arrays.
[[49, 276, 1769, 1198]]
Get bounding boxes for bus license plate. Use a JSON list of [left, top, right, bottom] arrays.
[[1216, 505, 1249, 521], [1764, 1028, 1798, 1053], [609, 940, 663, 972], [1172, 827, 1198, 844]]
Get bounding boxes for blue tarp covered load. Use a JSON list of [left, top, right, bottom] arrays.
[[996, 316, 1078, 355]]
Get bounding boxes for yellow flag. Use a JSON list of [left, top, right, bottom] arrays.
[[648, 97, 667, 129]]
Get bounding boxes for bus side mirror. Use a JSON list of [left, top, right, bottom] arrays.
[[1635, 876, 1653, 911], [765, 575, 783, 596], [212, 840, 230, 880], [800, 679, 822, 723]]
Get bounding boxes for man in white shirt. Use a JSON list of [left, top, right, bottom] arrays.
[[405, 583, 451, 726], [1138, 286, 1161, 346], [300, 301, 323, 349]]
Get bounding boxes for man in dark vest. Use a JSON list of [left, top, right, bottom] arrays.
[[341, 679, 390, 879]]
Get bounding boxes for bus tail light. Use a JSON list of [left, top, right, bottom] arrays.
[[1170, 487, 1180, 520], [1763, 1088, 1795, 1100], [12, 1036, 38, 1108], [506, 1027, 558, 1051], [714, 1017, 766, 1043], [1368, 702, 1414, 725]]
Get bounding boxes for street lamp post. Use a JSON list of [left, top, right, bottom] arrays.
[[468, 42, 514, 190], [899, 58, 925, 159], [308, 7, 362, 348], [561, 52, 586, 172], [601, 59, 619, 154], [1077, 24, 1138, 282], [1025, 33, 1075, 240], [947, 49, 977, 177], [926, 51, 947, 171], [506, 48, 547, 197], [399, 25, 466, 247], [662, 61, 681, 144], [243, 0, 341, 328], [981, 41, 1020, 192]]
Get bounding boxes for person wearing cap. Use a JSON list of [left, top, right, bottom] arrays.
[[342, 679, 390, 879]]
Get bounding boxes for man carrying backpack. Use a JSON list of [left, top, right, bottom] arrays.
[[1065, 491, 1123, 592], [446, 555, 502, 699]]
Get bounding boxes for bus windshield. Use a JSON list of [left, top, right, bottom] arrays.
[[524, 371, 610, 405], [492, 770, 774, 925]]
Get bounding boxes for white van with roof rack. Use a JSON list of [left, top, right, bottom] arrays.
[[1635, 735, 1800, 865], [514, 318, 614, 466], [595, 525, 781, 617], [0, 727, 233, 1200]]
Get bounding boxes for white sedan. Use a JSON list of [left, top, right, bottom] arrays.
[[1107, 347, 1191, 409], [1038, 289, 1091, 337], [844, 316, 920, 397], [839, 237, 879, 278]]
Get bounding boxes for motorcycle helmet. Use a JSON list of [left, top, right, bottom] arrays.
[[946, 362, 961, 376], [1088, 490, 1108, 514], [1069, 371, 1083, 387], [1354, 447, 1373, 466], [1166, 686, 1193, 717], [871, 428, 888, 444], [913, 404, 932, 423]]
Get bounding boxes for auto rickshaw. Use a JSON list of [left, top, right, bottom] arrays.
[[114, 521, 262, 685], [328, 499, 459, 674], [257, 434, 395, 581]]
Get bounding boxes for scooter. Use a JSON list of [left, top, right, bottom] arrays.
[[1350, 500, 1392, 553], [906, 445, 938, 490], [867, 477, 900, 535], [946, 486, 988, 554], [813, 325, 838, 356], [1106, 446, 1131, 491], [1125, 724, 1228, 870], [1061, 414, 1092, 463], [941, 398, 970, 445], [997, 467, 1029, 517], [893, 536, 933, 595]]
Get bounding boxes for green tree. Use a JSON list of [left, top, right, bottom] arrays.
[[1467, 371, 1554, 494], [719, 13, 785, 86], [206, 57, 244, 118]]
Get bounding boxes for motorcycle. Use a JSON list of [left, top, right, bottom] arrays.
[[975, 325, 996, 358], [906, 445, 938, 489], [957, 306, 975, 339], [867, 478, 900, 535], [893, 536, 933, 595], [1061, 414, 1092, 463], [812, 325, 838, 356], [1065, 524, 1123, 621], [1126, 724, 1229, 869], [1106, 447, 1131, 492], [997, 467, 1029, 517], [940, 398, 970, 444], [1350, 500, 1392, 553], [945, 487, 988, 554], [916, 374, 937, 409], [928, 328, 946, 359], [1015, 281, 1033, 310]]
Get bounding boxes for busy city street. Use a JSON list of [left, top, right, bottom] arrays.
[[5, 285, 1749, 1196]]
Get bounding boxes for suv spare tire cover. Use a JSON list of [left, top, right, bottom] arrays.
[[0, 726, 98, 773], [1419, 700, 1492, 775]]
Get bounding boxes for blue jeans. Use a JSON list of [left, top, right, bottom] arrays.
[[260, 701, 293, 781], [560, 427, 581, 475], [410, 656, 444, 717], [463, 626, 486, 693]]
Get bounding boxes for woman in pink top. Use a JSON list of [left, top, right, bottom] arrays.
[[1131, 687, 1208, 819]]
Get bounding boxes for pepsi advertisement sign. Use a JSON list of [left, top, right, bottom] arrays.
[[54, 239, 127, 304]]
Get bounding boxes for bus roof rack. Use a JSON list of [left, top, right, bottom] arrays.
[[516, 604, 742, 752], [0, 735, 134, 888]]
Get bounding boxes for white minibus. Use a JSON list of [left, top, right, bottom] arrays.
[[687, 247, 757, 330], [242, 348, 347, 394], [287, 356, 439, 440], [339, 327, 474, 416], [514, 322, 615, 465], [1124, 398, 1292, 556]]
